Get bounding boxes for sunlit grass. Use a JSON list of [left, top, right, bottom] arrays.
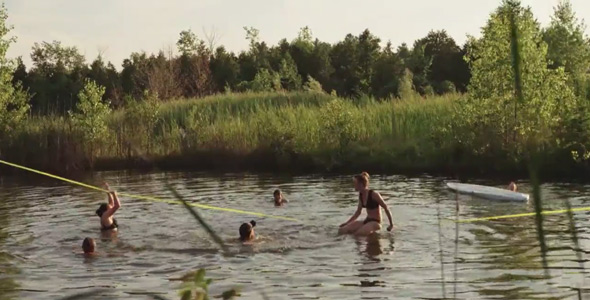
[[2, 91, 463, 174]]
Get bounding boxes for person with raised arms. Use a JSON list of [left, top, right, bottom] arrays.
[[95, 182, 121, 231]]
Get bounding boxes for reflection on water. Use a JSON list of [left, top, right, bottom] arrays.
[[0, 187, 21, 300], [454, 186, 587, 300], [0, 172, 589, 299], [356, 234, 395, 260]]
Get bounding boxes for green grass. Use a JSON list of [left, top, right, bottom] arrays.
[[0, 90, 587, 178], [0, 91, 463, 174]]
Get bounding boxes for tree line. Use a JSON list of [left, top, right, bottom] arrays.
[[13, 27, 473, 115], [6, 0, 590, 117]]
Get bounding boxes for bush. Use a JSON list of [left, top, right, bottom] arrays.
[[122, 91, 161, 154], [437, 80, 456, 94], [69, 79, 111, 163], [303, 75, 324, 93], [250, 68, 281, 92], [319, 98, 360, 150], [398, 68, 418, 99]]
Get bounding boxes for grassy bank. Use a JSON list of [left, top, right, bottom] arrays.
[[0, 91, 587, 179]]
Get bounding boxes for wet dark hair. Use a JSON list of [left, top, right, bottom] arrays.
[[82, 237, 95, 253], [239, 220, 256, 241], [96, 203, 108, 217], [273, 189, 281, 196]]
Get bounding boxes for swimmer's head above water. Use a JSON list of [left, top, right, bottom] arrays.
[[82, 237, 95, 254], [353, 172, 370, 191], [508, 182, 517, 192], [239, 220, 256, 242], [273, 189, 287, 206], [95, 203, 108, 217]]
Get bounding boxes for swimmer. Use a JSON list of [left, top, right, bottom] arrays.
[[82, 237, 95, 254], [339, 172, 394, 236], [95, 182, 121, 231], [508, 181, 517, 192], [273, 189, 288, 206], [239, 220, 256, 242]]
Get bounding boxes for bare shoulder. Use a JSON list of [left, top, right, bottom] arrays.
[[372, 190, 386, 201], [370, 190, 383, 197]]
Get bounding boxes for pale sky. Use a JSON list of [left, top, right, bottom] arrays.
[[5, 0, 590, 69]]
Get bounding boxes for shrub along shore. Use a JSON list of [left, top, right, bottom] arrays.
[[1, 90, 588, 180]]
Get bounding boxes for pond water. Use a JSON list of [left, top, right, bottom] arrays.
[[0, 171, 589, 299]]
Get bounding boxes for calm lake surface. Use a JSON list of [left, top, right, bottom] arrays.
[[0, 171, 589, 299]]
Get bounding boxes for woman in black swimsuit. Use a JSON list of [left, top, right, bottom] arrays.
[[338, 172, 394, 236], [95, 183, 121, 231]]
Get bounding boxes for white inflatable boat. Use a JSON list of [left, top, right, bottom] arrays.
[[446, 182, 529, 202]]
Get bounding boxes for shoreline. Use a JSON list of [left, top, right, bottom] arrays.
[[1, 152, 588, 184], [2, 92, 589, 184]]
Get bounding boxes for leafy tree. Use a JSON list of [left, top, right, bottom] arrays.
[[330, 34, 360, 97], [276, 53, 302, 90], [244, 26, 260, 51], [176, 29, 215, 97], [210, 46, 240, 92], [320, 98, 360, 151], [372, 42, 404, 98], [241, 26, 271, 80], [405, 42, 432, 95], [177, 29, 200, 56], [12, 56, 27, 86], [121, 52, 149, 98], [330, 29, 381, 97], [0, 4, 29, 139], [414, 30, 470, 93], [27, 40, 88, 114], [543, 0, 590, 97], [303, 75, 323, 93], [69, 79, 111, 163], [357, 29, 381, 96], [308, 40, 333, 92], [146, 51, 183, 100], [398, 68, 417, 99], [88, 55, 122, 106], [177, 51, 213, 97], [438, 80, 456, 94], [289, 26, 315, 81], [124, 91, 161, 154], [237, 52, 257, 83], [396, 43, 411, 61], [462, 0, 576, 155], [249, 68, 280, 92], [30, 41, 85, 74]]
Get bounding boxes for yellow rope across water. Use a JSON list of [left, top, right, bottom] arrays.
[[0, 159, 298, 222], [453, 206, 590, 223], [6, 158, 585, 224]]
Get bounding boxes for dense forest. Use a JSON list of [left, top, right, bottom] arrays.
[[1, 0, 590, 178], [10, 18, 474, 114]]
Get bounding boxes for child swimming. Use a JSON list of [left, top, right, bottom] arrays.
[[273, 189, 288, 206], [82, 237, 95, 254], [239, 220, 257, 242]]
